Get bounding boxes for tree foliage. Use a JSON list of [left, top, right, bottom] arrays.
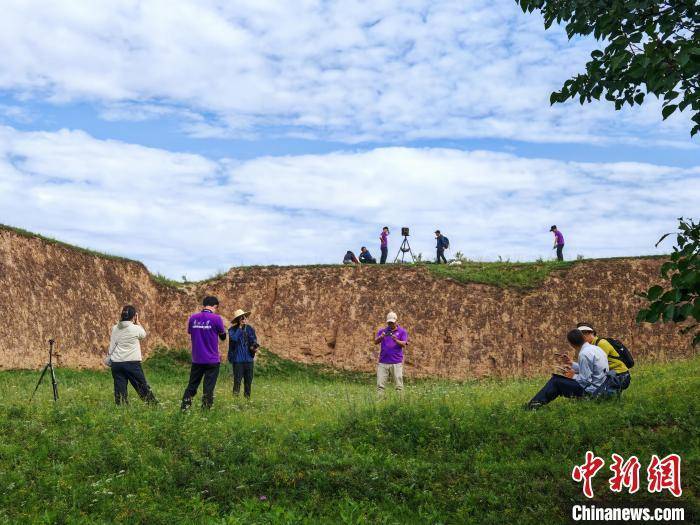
[[517, 1, 700, 136], [636, 217, 700, 346]]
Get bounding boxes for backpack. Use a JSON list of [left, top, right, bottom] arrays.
[[443, 236, 450, 249], [599, 337, 634, 369]]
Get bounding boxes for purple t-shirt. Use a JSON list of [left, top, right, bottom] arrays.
[[376, 325, 408, 364], [380, 231, 388, 248], [188, 309, 226, 364], [554, 230, 564, 245]]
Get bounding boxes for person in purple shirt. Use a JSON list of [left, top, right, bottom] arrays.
[[379, 226, 389, 264], [373, 311, 408, 397], [550, 225, 565, 261], [181, 296, 227, 410]]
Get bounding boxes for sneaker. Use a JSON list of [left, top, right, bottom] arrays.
[[525, 401, 544, 411]]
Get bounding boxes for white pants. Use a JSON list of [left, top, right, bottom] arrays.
[[377, 363, 403, 395]]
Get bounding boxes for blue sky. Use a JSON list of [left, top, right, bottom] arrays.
[[0, 0, 698, 279]]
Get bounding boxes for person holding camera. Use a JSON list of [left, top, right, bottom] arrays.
[[105, 305, 158, 405], [373, 311, 408, 397], [181, 296, 227, 410], [228, 309, 259, 399], [379, 226, 389, 264]]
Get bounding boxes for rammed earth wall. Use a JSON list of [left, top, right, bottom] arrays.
[[0, 227, 694, 378]]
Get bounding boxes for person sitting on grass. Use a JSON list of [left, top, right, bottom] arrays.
[[576, 322, 631, 390], [526, 329, 608, 410], [105, 305, 158, 406], [343, 250, 360, 265], [228, 309, 258, 399], [359, 246, 377, 264]]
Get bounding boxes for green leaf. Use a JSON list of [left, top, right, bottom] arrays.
[[636, 309, 650, 323], [662, 304, 675, 322], [660, 261, 675, 277], [662, 104, 678, 120], [646, 285, 664, 301]]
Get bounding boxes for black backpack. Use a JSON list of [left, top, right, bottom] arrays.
[[599, 337, 634, 369], [443, 236, 450, 249]]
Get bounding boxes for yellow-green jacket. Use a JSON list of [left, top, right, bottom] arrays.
[[593, 336, 629, 374]]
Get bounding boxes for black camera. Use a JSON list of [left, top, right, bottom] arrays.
[[401, 227, 409, 236]]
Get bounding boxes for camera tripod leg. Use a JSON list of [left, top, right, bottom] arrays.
[[50, 364, 59, 401], [30, 364, 50, 402]]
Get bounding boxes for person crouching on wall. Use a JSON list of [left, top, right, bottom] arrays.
[[105, 305, 158, 405], [228, 309, 259, 399]]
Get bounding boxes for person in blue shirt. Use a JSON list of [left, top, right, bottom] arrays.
[[359, 246, 377, 264], [435, 230, 449, 264], [227, 309, 258, 399]]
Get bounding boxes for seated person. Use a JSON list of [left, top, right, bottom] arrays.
[[343, 250, 360, 265], [577, 322, 631, 390], [527, 329, 608, 410], [359, 246, 377, 264]]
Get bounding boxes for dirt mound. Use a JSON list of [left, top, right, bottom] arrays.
[[0, 226, 694, 378]]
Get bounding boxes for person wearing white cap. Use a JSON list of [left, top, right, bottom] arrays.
[[576, 323, 631, 390], [372, 311, 408, 397], [527, 328, 608, 409]]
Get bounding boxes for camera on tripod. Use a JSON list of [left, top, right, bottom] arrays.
[[401, 227, 409, 236]]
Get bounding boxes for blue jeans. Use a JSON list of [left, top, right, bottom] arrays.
[[436, 248, 447, 264], [530, 374, 585, 405], [556, 244, 564, 261], [380, 246, 388, 264]]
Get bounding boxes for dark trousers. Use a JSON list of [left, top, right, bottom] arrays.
[[181, 363, 220, 409], [436, 248, 447, 264], [232, 361, 254, 398], [111, 361, 158, 405], [556, 244, 564, 261], [530, 374, 585, 405], [380, 246, 388, 264], [618, 372, 631, 390]]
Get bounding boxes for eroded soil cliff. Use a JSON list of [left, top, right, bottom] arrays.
[[0, 227, 694, 378]]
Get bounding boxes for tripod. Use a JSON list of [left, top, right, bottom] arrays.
[[393, 235, 416, 263], [30, 339, 59, 402]]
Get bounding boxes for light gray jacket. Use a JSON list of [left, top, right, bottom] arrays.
[[572, 342, 609, 393], [108, 321, 146, 362]]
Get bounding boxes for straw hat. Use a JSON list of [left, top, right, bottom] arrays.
[[232, 309, 250, 322]]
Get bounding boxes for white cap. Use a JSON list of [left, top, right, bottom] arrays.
[[577, 326, 594, 332], [386, 311, 397, 323]]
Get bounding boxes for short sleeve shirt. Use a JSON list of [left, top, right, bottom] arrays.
[[188, 309, 226, 364], [376, 325, 408, 364]]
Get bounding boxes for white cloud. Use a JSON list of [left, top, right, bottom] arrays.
[[0, 125, 698, 278], [0, 0, 695, 147]]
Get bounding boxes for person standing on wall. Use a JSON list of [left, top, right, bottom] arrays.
[[379, 226, 390, 264], [550, 225, 565, 261], [106, 305, 158, 405], [373, 311, 408, 397], [228, 309, 259, 399], [181, 296, 227, 410], [435, 230, 449, 264]]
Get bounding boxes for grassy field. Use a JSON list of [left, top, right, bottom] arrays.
[[0, 351, 697, 524]]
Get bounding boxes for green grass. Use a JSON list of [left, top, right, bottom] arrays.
[[424, 259, 576, 288], [0, 223, 138, 263], [0, 351, 697, 524]]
